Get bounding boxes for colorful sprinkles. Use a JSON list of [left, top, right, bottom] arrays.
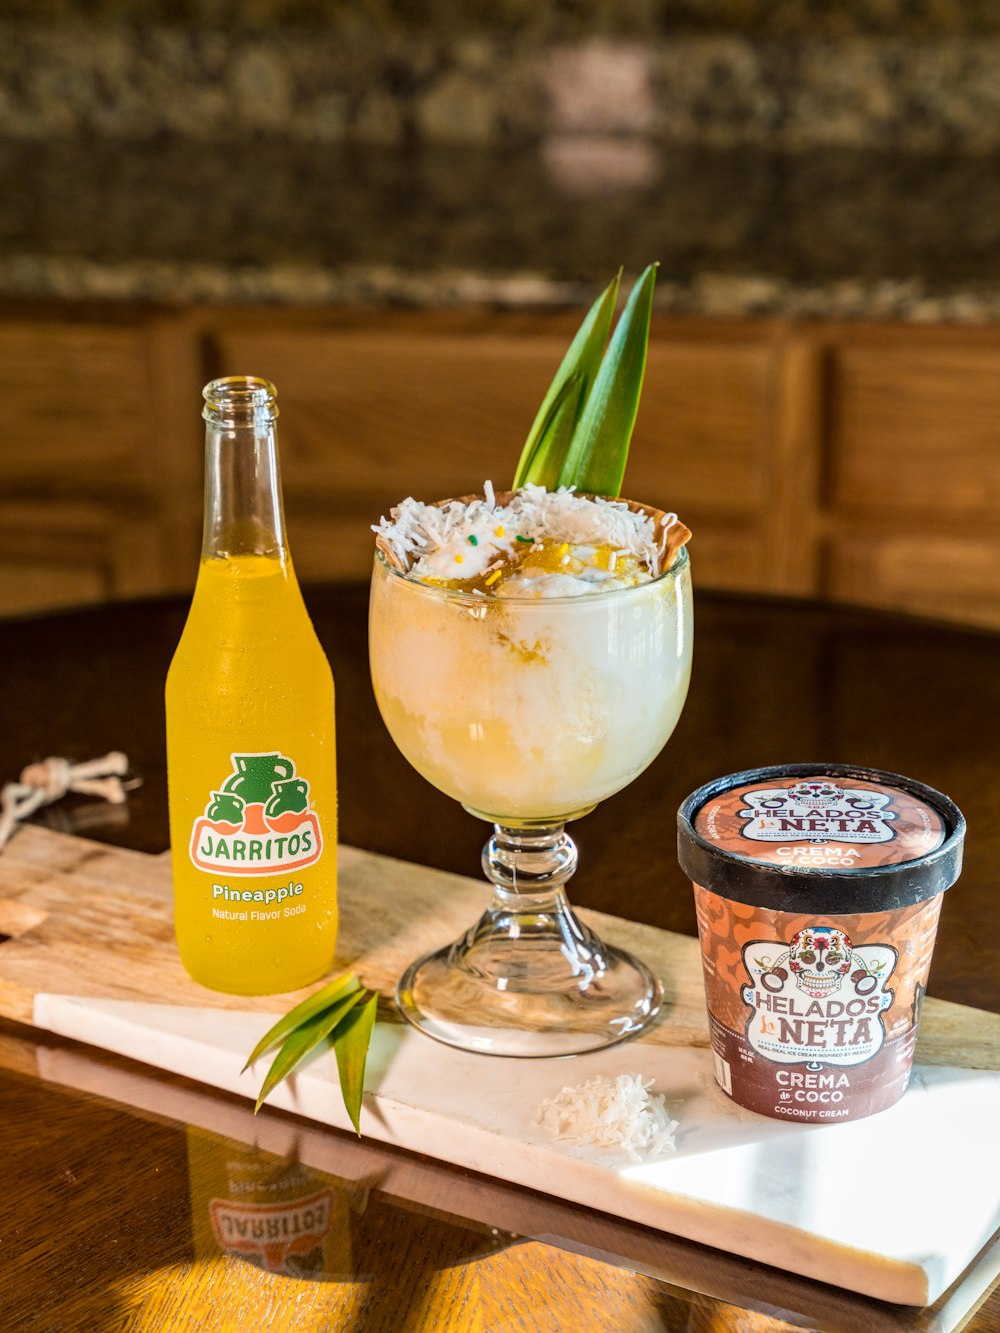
[[372, 485, 674, 595]]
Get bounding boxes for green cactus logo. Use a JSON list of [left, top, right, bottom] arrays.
[[189, 752, 323, 875]]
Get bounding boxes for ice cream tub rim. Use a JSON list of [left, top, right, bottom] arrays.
[[677, 762, 966, 915]]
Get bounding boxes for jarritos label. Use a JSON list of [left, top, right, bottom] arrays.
[[209, 1189, 334, 1276], [189, 751, 323, 875]]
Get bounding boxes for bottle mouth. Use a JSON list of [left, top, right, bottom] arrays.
[[203, 376, 279, 425]]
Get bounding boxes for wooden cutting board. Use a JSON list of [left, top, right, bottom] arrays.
[[2, 826, 999, 1308]]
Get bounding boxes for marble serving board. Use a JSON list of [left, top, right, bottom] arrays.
[[1, 826, 999, 1308]]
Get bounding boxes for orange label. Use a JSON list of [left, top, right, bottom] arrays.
[[693, 884, 943, 1121]]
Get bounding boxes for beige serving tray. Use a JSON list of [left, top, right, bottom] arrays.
[[1, 826, 998, 1308]]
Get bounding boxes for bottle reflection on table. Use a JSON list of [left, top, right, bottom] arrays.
[[186, 1128, 354, 1281], [184, 1123, 517, 1302]]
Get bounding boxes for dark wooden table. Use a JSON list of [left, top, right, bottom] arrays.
[[1, 584, 998, 1332]]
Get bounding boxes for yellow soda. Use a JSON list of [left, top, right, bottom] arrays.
[[166, 377, 337, 994]]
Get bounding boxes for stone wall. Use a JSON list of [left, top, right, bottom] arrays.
[[6, 1, 1000, 36], [3, 10, 1000, 152], [4, 5, 1000, 319]]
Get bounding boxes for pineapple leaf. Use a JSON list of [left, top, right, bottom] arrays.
[[241, 970, 360, 1073], [511, 370, 583, 492], [512, 271, 620, 490], [251, 987, 366, 1115], [333, 991, 380, 1135], [555, 262, 658, 497]]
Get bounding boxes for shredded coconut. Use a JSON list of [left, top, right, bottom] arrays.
[[373, 483, 662, 578], [536, 1073, 678, 1162]]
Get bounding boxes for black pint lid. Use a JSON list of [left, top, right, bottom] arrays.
[[677, 763, 965, 914]]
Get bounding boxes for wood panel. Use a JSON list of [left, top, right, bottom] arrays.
[[667, 513, 763, 594], [0, 558, 107, 615], [0, 311, 201, 611], [828, 342, 1000, 514], [0, 303, 997, 628], [765, 332, 826, 595], [0, 319, 154, 493], [629, 337, 775, 517], [290, 512, 385, 584], [212, 318, 785, 590], [145, 312, 209, 592], [209, 328, 558, 502], [826, 527, 1000, 630], [0, 499, 166, 616], [820, 328, 1000, 627]]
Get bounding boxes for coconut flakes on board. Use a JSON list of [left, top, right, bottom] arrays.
[[536, 1073, 679, 1162]]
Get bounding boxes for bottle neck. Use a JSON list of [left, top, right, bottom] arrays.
[[201, 377, 288, 562]]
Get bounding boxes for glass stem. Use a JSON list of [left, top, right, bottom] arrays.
[[483, 822, 578, 892], [396, 818, 662, 1052], [456, 823, 609, 984]]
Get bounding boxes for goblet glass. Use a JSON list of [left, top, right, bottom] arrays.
[[369, 543, 692, 1057]]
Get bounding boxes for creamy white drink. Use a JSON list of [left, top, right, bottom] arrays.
[[370, 487, 693, 822]]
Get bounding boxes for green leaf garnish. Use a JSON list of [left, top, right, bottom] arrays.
[[512, 263, 658, 498], [243, 970, 379, 1132], [555, 262, 658, 497], [253, 989, 364, 1115], [241, 971, 361, 1073], [512, 271, 620, 491], [333, 992, 379, 1135]]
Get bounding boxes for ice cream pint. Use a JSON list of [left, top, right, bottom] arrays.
[[677, 764, 966, 1124]]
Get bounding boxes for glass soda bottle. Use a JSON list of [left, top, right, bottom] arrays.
[[166, 376, 337, 994]]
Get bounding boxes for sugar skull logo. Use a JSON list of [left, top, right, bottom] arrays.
[[737, 780, 897, 844], [787, 926, 852, 998], [740, 927, 897, 1068], [789, 780, 843, 807]]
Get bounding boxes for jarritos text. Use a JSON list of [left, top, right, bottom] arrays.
[[209, 1189, 334, 1276], [189, 751, 323, 875], [740, 925, 897, 1067]]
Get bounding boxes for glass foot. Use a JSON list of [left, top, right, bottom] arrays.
[[394, 824, 662, 1057]]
